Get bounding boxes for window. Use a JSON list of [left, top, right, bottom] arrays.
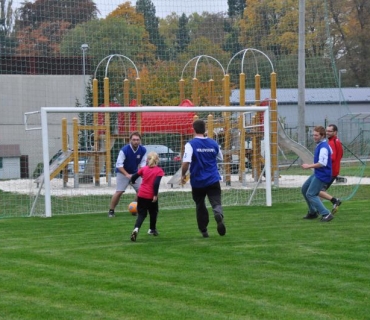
[[0, 157, 3, 169]]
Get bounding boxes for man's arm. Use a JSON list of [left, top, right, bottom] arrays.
[[180, 143, 192, 184], [302, 146, 329, 169], [181, 162, 190, 178]]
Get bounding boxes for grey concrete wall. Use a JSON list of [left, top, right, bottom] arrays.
[[0, 75, 88, 175]]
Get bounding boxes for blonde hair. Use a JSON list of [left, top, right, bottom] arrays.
[[147, 151, 159, 167]]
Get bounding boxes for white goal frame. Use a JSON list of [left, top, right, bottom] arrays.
[[40, 106, 272, 217]]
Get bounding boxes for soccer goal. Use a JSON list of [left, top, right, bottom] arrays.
[[27, 105, 272, 217]]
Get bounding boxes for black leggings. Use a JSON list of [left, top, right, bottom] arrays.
[[134, 196, 159, 231]]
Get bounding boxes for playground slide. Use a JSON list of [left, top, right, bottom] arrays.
[[278, 120, 313, 164], [35, 150, 74, 184], [167, 168, 189, 186]]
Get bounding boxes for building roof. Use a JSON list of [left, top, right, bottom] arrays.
[[0, 144, 21, 157], [230, 87, 370, 105]]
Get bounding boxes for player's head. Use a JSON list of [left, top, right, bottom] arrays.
[[193, 119, 206, 135], [129, 131, 142, 149], [147, 152, 159, 168], [326, 124, 338, 138], [313, 126, 326, 143]]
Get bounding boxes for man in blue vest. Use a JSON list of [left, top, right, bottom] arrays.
[[181, 119, 226, 237], [301, 126, 333, 222], [108, 132, 147, 217]]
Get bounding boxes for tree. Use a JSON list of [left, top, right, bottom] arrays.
[[328, 0, 370, 86], [16, 0, 99, 30], [135, 0, 168, 60], [188, 12, 228, 47], [0, 0, 17, 55], [239, 0, 327, 57], [228, 0, 246, 18], [222, 18, 243, 56], [106, 1, 144, 26], [60, 17, 155, 65], [16, 21, 71, 56], [159, 13, 180, 60], [175, 13, 190, 55]]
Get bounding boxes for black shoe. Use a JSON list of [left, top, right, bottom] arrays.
[[131, 228, 139, 241], [147, 229, 159, 236], [215, 215, 226, 236], [108, 209, 115, 218], [331, 199, 342, 214], [321, 213, 334, 222], [303, 212, 318, 219], [200, 230, 209, 238]]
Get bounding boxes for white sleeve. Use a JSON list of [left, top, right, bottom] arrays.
[[318, 147, 329, 167], [116, 150, 125, 168], [139, 153, 147, 168], [217, 148, 223, 161], [182, 142, 193, 163]]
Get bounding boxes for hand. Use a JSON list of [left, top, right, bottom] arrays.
[[301, 164, 310, 169], [180, 176, 187, 185], [152, 196, 158, 202]]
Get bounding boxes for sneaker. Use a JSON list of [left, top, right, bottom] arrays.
[[215, 214, 226, 236], [131, 228, 139, 242], [108, 209, 115, 218], [321, 213, 334, 222], [303, 212, 318, 219], [147, 229, 159, 236], [331, 199, 342, 214], [200, 230, 209, 238]]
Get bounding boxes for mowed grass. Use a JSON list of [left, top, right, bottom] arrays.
[[0, 201, 369, 320]]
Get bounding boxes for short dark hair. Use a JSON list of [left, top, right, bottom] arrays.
[[129, 131, 142, 140], [193, 119, 206, 134], [328, 124, 338, 132]]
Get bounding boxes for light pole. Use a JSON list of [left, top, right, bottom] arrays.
[[81, 44, 89, 150], [339, 69, 347, 106]]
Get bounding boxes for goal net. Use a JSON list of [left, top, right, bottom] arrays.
[[28, 105, 272, 217]]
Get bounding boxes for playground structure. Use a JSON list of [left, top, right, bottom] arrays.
[[37, 54, 197, 187], [38, 49, 316, 189], [176, 51, 279, 186]]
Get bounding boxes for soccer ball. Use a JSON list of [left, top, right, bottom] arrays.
[[128, 202, 138, 215]]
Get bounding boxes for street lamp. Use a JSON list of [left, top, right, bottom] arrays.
[[81, 44, 89, 87], [81, 44, 89, 150], [339, 69, 347, 106]]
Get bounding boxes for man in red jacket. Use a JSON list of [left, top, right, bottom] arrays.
[[319, 124, 344, 214]]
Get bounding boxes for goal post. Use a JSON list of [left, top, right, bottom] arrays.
[[38, 105, 272, 217]]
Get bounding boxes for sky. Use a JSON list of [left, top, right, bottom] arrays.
[[11, 0, 229, 19]]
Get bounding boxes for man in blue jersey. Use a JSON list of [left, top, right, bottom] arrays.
[[108, 132, 147, 218], [181, 119, 226, 237], [301, 126, 334, 222]]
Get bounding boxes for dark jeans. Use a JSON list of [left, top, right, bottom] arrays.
[[191, 181, 223, 232], [134, 196, 159, 230]]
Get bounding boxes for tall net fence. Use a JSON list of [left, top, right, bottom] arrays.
[[1, 0, 369, 217]]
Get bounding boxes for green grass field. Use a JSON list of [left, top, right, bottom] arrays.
[[1, 194, 369, 319]]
